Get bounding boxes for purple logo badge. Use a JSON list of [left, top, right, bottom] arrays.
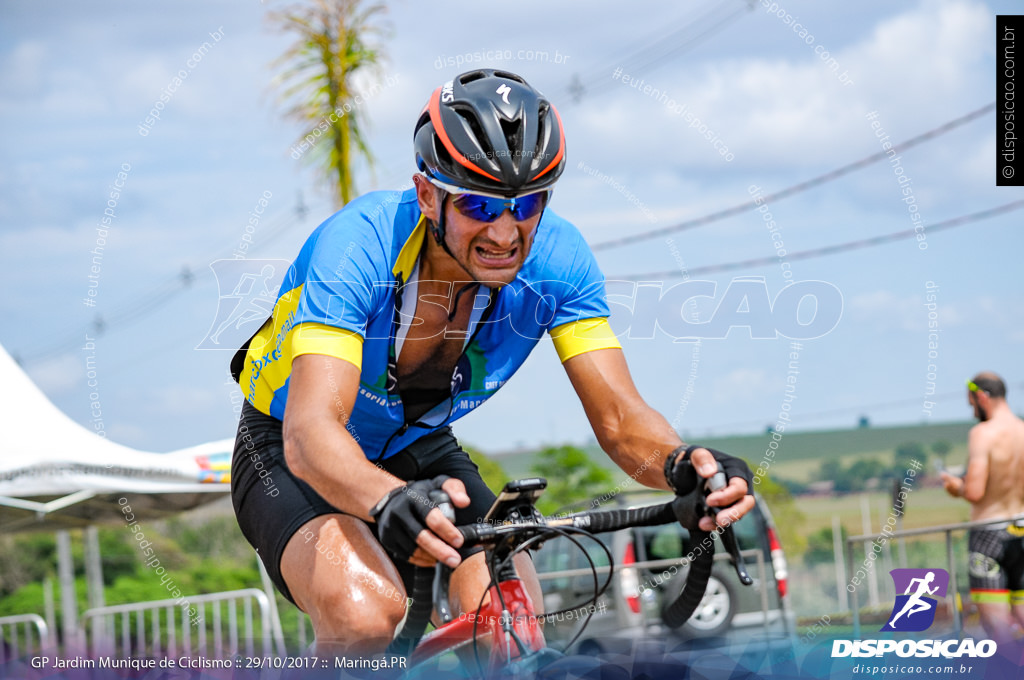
[[881, 568, 949, 632]]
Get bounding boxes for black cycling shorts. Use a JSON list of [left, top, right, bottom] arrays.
[[967, 523, 1024, 604], [230, 400, 497, 606]]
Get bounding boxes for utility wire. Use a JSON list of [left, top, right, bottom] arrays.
[[365, 2, 755, 194], [560, 1, 754, 101], [18, 209, 303, 365], [609, 199, 1024, 280], [693, 383, 1024, 434], [591, 102, 997, 252]]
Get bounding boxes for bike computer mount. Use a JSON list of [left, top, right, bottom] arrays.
[[484, 477, 547, 524]]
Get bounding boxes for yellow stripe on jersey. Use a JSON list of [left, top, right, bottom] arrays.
[[242, 283, 364, 415], [291, 323, 364, 368], [393, 215, 427, 280], [550, 317, 621, 363]]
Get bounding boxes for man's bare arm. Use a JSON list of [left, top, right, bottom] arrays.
[[282, 353, 467, 563], [561, 347, 754, 529], [962, 426, 990, 503]]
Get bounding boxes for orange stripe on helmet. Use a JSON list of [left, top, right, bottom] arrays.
[[533, 104, 565, 181], [428, 87, 501, 184]]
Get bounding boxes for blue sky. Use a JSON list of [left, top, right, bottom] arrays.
[[1, 0, 1021, 454]]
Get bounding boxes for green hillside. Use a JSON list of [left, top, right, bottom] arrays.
[[488, 420, 973, 483]]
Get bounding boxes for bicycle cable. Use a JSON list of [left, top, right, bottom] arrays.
[[514, 526, 615, 654], [467, 523, 615, 673]]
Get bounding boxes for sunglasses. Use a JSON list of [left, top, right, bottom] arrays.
[[967, 380, 987, 394], [448, 191, 550, 223]]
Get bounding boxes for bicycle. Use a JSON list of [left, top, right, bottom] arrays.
[[386, 464, 754, 678]]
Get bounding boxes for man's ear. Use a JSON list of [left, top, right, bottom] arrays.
[[413, 175, 441, 222]]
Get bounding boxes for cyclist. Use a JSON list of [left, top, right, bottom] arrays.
[[229, 69, 755, 656]]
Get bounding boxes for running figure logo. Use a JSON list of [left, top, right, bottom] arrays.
[[881, 568, 950, 632], [197, 259, 288, 349]]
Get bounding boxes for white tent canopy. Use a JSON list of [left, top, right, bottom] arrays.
[[0, 344, 233, 533]]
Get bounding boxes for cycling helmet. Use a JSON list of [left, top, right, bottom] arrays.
[[414, 69, 566, 198]]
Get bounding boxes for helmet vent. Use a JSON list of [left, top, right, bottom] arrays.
[[499, 117, 522, 156], [432, 135, 454, 168], [453, 104, 493, 156], [459, 70, 488, 85], [493, 70, 526, 85]]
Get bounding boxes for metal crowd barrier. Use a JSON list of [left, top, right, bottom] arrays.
[[0, 614, 50, 663], [80, 588, 279, 659], [846, 513, 1024, 637]]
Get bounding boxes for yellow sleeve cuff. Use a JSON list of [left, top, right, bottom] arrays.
[[550, 318, 621, 363], [289, 322, 364, 370]]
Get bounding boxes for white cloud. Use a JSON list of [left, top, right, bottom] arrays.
[[712, 367, 770, 404], [580, 0, 992, 173], [23, 353, 81, 394], [849, 289, 975, 332]]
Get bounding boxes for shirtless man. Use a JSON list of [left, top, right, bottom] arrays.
[[941, 372, 1024, 644]]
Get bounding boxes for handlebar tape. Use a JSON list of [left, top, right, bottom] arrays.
[[661, 529, 716, 629], [387, 565, 435, 656], [583, 502, 678, 534]]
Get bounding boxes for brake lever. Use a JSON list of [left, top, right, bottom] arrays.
[[703, 464, 754, 586], [429, 489, 456, 522]]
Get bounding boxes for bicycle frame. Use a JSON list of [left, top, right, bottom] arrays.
[[411, 578, 545, 670], [394, 474, 749, 676]]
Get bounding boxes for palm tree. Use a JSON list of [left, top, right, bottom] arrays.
[[269, 0, 387, 207]]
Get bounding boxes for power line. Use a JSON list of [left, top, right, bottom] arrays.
[[560, 1, 754, 102], [591, 102, 997, 252], [693, 383, 1024, 434], [609, 199, 1024, 280], [18, 209, 303, 365]]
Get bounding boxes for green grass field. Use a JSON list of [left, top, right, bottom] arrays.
[[797, 486, 971, 537], [490, 420, 973, 483]]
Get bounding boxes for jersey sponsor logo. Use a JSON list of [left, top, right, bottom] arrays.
[[969, 552, 1000, 579]]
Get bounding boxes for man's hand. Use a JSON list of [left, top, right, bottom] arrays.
[[940, 471, 964, 499], [676, 447, 756, 532], [370, 476, 471, 568]]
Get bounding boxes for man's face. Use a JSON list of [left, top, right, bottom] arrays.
[[968, 390, 989, 421], [440, 197, 542, 287]]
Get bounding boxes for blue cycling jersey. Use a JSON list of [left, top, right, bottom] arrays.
[[239, 187, 619, 460]]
